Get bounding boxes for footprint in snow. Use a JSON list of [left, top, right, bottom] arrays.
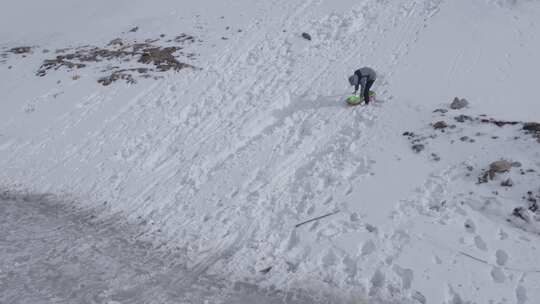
[[474, 235, 488, 251], [495, 249, 508, 266], [491, 266, 506, 283]]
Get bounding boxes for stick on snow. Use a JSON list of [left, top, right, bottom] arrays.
[[295, 210, 339, 228]]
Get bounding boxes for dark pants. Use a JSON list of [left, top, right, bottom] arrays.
[[364, 79, 375, 104]]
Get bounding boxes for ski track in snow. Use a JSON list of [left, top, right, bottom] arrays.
[[2, 0, 540, 303]]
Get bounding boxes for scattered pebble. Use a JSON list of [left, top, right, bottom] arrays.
[[454, 114, 473, 123], [433, 121, 448, 130], [501, 178, 513, 187], [412, 144, 425, 153]]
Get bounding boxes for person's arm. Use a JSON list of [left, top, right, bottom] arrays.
[[353, 70, 361, 93]]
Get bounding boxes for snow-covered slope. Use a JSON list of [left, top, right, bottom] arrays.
[[1, 0, 540, 303]]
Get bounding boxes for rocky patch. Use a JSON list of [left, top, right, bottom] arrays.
[[523, 122, 540, 143], [301, 32, 312, 41], [402, 131, 433, 154], [9, 46, 33, 55], [478, 160, 513, 183], [432, 121, 448, 130], [450, 97, 469, 110], [511, 189, 539, 225], [4, 32, 200, 86]]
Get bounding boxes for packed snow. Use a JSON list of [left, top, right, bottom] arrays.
[[1, 0, 540, 303]]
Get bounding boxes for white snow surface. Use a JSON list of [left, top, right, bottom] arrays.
[[1, 0, 540, 303]]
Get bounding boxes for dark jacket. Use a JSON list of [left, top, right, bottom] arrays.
[[351, 67, 377, 94]]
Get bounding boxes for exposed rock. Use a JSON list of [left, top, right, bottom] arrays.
[[523, 122, 540, 132], [460, 136, 469, 142], [412, 144, 425, 153], [139, 47, 194, 72], [500, 178, 513, 187], [301, 32, 312, 41], [9, 46, 32, 54], [512, 207, 530, 222], [454, 114, 473, 123], [108, 38, 124, 47], [433, 108, 448, 114], [35, 36, 198, 84], [450, 97, 469, 110], [490, 160, 512, 173], [97, 69, 143, 86], [480, 118, 519, 127], [479, 160, 513, 183], [402, 131, 414, 137], [173, 34, 196, 43], [129, 26, 139, 33], [433, 121, 448, 129], [526, 191, 538, 212]]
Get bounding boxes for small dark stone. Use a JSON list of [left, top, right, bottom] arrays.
[[460, 136, 469, 142], [529, 199, 538, 212], [481, 118, 520, 127], [433, 121, 448, 130], [454, 115, 473, 123], [301, 32, 312, 41], [9, 46, 32, 54], [129, 26, 139, 32], [501, 179, 513, 187], [512, 207, 530, 222], [433, 109, 448, 114], [412, 144, 425, 153]]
